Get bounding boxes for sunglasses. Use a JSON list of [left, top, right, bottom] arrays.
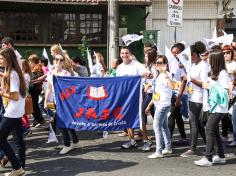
[[155, 61, 164, 65], [54, 58, 65, 62], [223, 51, 231, 55]]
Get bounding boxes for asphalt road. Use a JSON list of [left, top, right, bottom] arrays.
[[0, 120, 236, 176]]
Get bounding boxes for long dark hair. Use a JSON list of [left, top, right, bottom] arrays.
[[0, 48, 26, 97], [209, 49, 226, 81], [22, 59, 32, 77], [145, 48, 157, 69]]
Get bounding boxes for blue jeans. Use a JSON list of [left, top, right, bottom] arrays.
[[153, 105, 171, 154]]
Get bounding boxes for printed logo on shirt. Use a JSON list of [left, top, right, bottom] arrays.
[[152, 92, 160, 101]]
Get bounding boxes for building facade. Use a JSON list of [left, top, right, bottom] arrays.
[[146, 0, 235, 53], [0, 0, 151, 63]]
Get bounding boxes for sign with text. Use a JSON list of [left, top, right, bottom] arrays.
[[167, 0, 183, 27], [53, 76, 141, 131]]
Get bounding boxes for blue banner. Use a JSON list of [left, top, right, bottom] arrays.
[[53, 76, 141, 131]]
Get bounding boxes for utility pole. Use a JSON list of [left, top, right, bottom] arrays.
[[108, 0, 119, 69]]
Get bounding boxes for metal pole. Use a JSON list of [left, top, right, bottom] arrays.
[[108, 0, 119, 69], [174, 27, 177, 43]]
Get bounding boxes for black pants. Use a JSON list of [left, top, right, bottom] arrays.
[[189, 101, 206, 151], [0, 117, 25, 170], [221, 113, 233, 137], [30, 89, 44, 123], [142, 93, 154, 125], [205, 113, 225, 161], [168, 95, 187, 139], [60, 128, 78, 147]]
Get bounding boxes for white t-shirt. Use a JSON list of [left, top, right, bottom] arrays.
[[188, 62, 208, 103], [225, 61, 236, 81], [47, 69, 71, 101], [143, 64, 158, 93], [209, 70, 229, 113], [116, 60, 146, 76], [24, 73, 31, 89], [4, 70, 25, 118], [153, 72, 173, 107], [91, 63, 104, 77], [168, 58, 186, 92]]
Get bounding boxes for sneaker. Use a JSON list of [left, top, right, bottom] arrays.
[[227, 141, 236, 147], [30, 121, 38, 127], [212, 155, 226, 164], [5, 167, 25, 176], [71, 142, 79, 149], [148, 152, 163, 159], [180, 149, 197, 158], [141, 140, 152, 152], [162, 148, 173, 155], [34, 120, 46, 128], [194, 157, 213, 167], [59, 145, 73, 155], [23, 129, 32, 137], [0, 157, 9, 168], [121, 141, 137, 149]]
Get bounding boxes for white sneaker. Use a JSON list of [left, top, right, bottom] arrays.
[[162, 148, 173, 155], [59, 145, 73, 155], [212, 155, 226, 164], [148, 152, 163, 159], [71, 142, 79, 149], [194, 157, 213, 167], [5, 167, 25, 176], [121, 141, 137, 149]]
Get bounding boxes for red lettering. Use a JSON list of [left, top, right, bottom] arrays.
[[86, 108, 97, 119], [113, 107, 123, 120], [60, 92, 69, 101], [70, 86, 76, 94], [60, 86, 77, 101], [101, 109, 110, 120], [74, 108, 84, 118]]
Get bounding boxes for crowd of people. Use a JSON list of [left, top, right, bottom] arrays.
[[0, 35, 236, 175]]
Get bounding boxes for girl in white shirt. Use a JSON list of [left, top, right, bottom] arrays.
[[44, 54, 79, 155], [180, 42, 207, 158], [194, 49, 229, 166], [0, 48, 26, 176], [146, 55, 174, 159]]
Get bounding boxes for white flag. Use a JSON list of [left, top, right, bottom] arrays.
[[94, 51, 100, 75], [177, 47, 191, 73], [42, 48, 52, 67], [122, 34, 143, 46], [212, 27, 217, 39], [165, 46, 176, 64], [47, 123, 58, 143], [86, 48, 93, 74], [205, 27, 233, 48]]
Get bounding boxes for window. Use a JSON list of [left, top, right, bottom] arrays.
[[49, 12, 106, 44], [49, 13, 77, 43], [0, 12, 40, 42], [79, 13, 104, 44]]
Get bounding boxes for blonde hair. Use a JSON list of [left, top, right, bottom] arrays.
[[50, 44, 75, 76]]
